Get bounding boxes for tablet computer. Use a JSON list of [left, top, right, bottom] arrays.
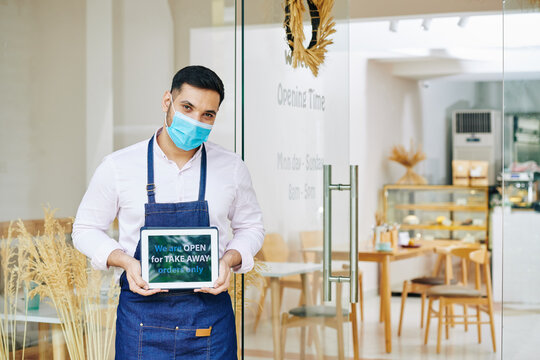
[[140, 227, 219, 289]]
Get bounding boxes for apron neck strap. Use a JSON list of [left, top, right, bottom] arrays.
[[146, 135, 208, 204], [198, 144, 207, 201], [147, 135, 156, 203]]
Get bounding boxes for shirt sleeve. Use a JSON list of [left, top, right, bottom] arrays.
[[225, 159, 265, 273], [72, 157, 123, 270]]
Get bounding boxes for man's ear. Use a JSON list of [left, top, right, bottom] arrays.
[[161, 91, 172, 112]]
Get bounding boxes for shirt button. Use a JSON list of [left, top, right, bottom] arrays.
[[175, 326, 179, 330]]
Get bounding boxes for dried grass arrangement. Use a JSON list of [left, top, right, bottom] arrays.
[[388, 140, 427, 185], [284, 0, 336, 76], [14, 208, 119, 360], [229, 260, 266, 359], [1, 225, 29, 360]]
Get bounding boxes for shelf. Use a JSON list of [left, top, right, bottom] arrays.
[[384, 185, 489, 244], [393, 203, 487, 212], [384, 185, 489, 191], [400, 224, 487, 231]]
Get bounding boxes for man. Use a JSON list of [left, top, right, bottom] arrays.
[[72, 65, 264, 359]]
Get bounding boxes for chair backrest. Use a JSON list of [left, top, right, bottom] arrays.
[[447, 245, 480, 285], [299, 230, 322, 263], [468, 247, 493, 301], [0, 218, 73, 238], [258, 233, 289, 262], [469, 248, 487, 265], [449, 245, 479, 260]]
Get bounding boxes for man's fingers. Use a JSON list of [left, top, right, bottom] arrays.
[[215, 264, 231, 286], [128, 279, 163, 296], [195, 286, 223, 295], [217, 268, 232, 288], [195, 271, 231, 295], [134, 287, 162, 296], [127, 273, 159, 295], [134, 276, 149, 290]]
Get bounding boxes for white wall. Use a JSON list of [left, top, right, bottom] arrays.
[[113, 0, 174, 150], [419, 80, 540, 182], [420, 81, 478, 184], [190, 27, 236, 152], [0, 0, 86, 221], [350, 55, 431, 292], [86, 0, 114, 183]]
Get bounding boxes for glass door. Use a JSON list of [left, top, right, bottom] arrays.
[[502, 0, 540, 358], [241, 1, 355, 359]]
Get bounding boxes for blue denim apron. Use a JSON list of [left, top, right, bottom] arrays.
[[115, 135, 237, 360]]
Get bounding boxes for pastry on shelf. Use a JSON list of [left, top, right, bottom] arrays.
[[472, 219, 484, 226], [403, 215, 420, 225], [441, 219, 452, 227]]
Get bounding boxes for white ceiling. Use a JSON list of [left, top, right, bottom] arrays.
[[350, 12, 540, 81]]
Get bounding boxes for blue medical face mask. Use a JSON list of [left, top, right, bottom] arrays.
[[166, 95, 213, 151]]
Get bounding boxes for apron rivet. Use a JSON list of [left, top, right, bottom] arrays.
[[140, 323, 143, 327], [175, 326, 179, 330]]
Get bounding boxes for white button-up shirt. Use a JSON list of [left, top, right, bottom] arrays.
[[72, 130, 264, 273]]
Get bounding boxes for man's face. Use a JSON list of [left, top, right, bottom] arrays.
[[163, 83, 220, 127]]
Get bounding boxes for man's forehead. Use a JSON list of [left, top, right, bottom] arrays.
[[173, 85, 219, 103]]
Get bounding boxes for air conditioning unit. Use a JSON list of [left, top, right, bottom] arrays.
[[452, 110, 502, 185]]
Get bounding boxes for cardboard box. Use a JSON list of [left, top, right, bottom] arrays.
[[452, 160, 470, 186], [470, 161, 489, 186]]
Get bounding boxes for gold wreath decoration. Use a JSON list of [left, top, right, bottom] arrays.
[[284, 0, 336, 77]]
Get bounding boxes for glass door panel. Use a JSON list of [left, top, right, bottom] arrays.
[[502, 1, 540, 358], [242, 1, 353, 359]]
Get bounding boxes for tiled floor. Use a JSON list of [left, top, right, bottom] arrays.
[[242, 294, 540, 360]]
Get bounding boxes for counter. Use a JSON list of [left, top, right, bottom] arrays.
[[491, 207, 540, 303]]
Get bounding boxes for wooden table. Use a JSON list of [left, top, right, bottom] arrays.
[[305, 239, 474, 354], [259, 261, 322, 360], [0, 296, 66, 359]]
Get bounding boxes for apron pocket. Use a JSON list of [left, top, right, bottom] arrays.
[[138, 323, 210, 360]]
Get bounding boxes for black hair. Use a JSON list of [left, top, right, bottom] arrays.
[[170, 65, 225, 105]]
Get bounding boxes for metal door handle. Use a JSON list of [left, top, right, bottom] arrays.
[[323, 165, 359, 302]]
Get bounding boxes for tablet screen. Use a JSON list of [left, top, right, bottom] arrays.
[[141, 227, 219, 289]]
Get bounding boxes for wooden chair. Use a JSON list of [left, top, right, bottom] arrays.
[[280, 280, 359, 360], [253, 233, 303, 332], [424, 246, 496, 354], [299, 230, 364, 322], [397, 248, 462, 336]]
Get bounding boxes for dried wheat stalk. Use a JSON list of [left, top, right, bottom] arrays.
[[16, 208, 119, 360], [375, 212, 384, 227], [388, 140, 427, 185], [0, 224, 28, 360], [285, 0, 336, 76], [229, 260, 267, 358]]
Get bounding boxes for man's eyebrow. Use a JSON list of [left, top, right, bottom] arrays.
[[179, 100, 194, 107], [179, 100, 217, 115]]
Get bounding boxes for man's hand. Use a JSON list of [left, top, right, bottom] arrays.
[[108, 249, 167, 296], [195, 249, 241, 295]]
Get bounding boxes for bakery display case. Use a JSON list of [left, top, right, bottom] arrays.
[[383, 185, 489, 244], [501, 172, 539, 208]]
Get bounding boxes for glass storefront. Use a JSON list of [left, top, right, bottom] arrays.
[[241, 1, 353, 358], [1, 0, 540, 359], [501, 0, 540, 358]]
